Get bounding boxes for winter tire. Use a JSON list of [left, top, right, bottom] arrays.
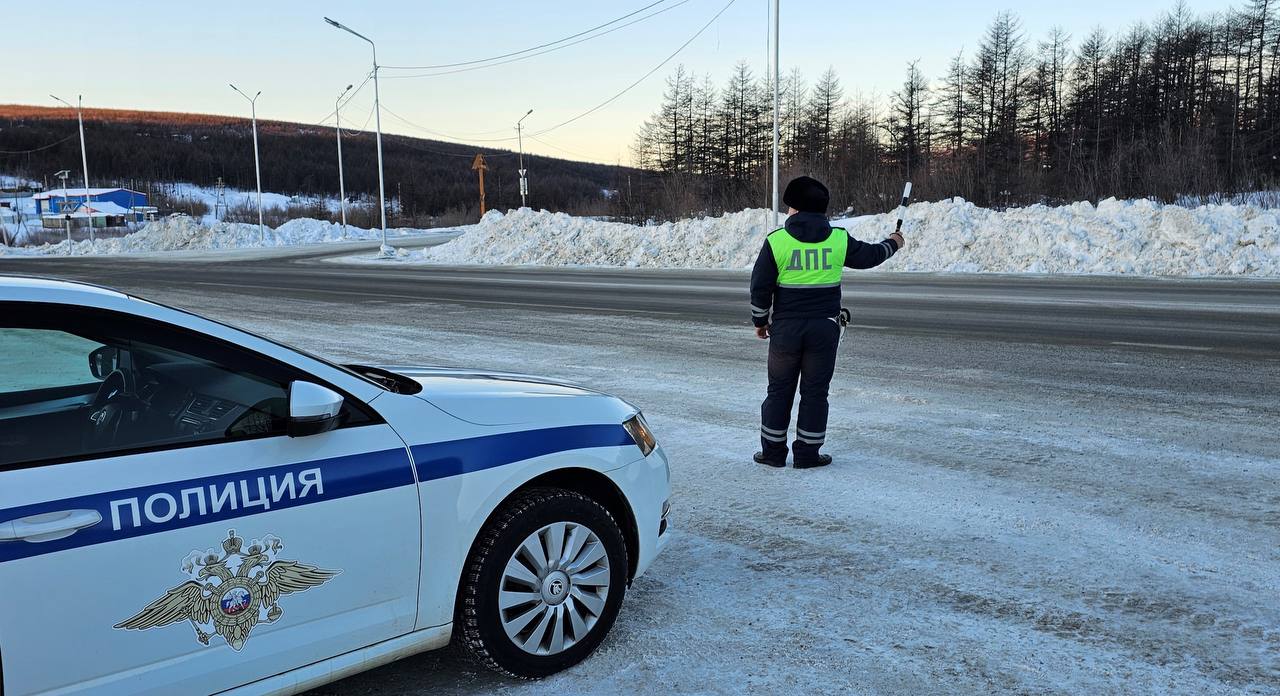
[[456, 487, 629, 678]]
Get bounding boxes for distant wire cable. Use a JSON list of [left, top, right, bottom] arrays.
[[383, 0, 694, 80], [526, 134, 595, 160], [0, 134, 76, 155], [382, 0, 675, 71], [380, 104, 519, 143], [314, 71, 374, 127], [389, 134, 517, 159], [343, 100, 377, 136], [529, 0, 737, 137], [377, 0, 733, 146]]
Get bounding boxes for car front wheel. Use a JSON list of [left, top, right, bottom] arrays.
[[456, 487, 629, 678]]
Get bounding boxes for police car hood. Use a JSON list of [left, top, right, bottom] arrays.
[[379, 366, 636, 426]]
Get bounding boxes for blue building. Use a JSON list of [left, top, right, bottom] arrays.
[[34, 188, 148, 215]]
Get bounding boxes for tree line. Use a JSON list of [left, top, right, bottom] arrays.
[[630, 1, 1280, 218]]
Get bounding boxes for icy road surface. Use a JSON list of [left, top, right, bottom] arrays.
[[147, 290, 1280, 694]]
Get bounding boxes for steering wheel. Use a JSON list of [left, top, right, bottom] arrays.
[[85, 369, 139, 450]]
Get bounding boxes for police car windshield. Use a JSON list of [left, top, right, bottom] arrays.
[[134, 296, 392, 392]]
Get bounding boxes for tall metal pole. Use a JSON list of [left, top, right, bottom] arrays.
[[230, 84, 266, 244], [326, 17, 390, 254], [771, 0, 780, 227], [335, 84, 353, 237], [517, 108, 532, 208], [51, 95, 94, 240], [371, 45, 388, 252]]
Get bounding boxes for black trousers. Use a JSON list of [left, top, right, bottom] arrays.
[[759, 317, 839, 463]]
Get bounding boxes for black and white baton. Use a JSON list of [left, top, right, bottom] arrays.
[[894, 181, 912, 235]]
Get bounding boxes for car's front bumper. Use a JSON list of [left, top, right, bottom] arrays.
[[608, 444, 672, 580]]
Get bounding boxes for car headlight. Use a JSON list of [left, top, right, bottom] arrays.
[[623, 413, 657, 457]]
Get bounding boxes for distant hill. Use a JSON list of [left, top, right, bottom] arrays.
[[0, 105, 630, 223]]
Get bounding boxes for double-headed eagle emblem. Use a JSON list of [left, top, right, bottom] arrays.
[[115, 530, 339, 651]]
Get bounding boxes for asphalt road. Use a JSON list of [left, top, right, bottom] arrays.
[[2, 244, 1278, 358]]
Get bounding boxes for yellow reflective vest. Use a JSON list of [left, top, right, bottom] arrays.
[[767, 227, 849, 288]]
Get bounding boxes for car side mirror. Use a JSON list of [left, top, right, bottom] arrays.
[[88, 346, 119, 380], [287, 381, 344, 437]]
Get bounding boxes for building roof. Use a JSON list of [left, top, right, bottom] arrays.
[[41, 200, 134, 218], [33, 187, 145, 200]]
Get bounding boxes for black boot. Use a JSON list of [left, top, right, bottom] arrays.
[[754, 451, 785, 468], [793, 454, 832, 469]]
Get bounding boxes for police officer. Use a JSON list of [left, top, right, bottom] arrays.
[[750, 176, 904, 468]]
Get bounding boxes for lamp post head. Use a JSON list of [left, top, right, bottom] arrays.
[[325, 16, 373, 45]]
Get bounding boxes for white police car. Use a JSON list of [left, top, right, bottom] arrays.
[[0, 276, 671, 695]]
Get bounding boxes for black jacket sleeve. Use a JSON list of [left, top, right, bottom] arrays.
[[749, 239, 777, 327], [844, 234, 900, 269]]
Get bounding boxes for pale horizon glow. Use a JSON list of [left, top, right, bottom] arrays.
[[4, 0, 1236, 166]]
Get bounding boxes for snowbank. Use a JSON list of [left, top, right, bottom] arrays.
[[0, 216, 445, 257], [412, 208, 776, 269], [390, 199, 1280, 277]]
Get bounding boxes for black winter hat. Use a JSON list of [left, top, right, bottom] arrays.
[[782, 176, 830, 214]]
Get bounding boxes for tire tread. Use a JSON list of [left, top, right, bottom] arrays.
[[455, 487, 627, 678]]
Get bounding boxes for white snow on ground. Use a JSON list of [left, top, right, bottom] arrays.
[[369, 199, 1280, 277], [124, 288, 1278, 696], [0, 216, 452, 256]]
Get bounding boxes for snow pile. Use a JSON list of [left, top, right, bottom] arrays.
[[837, 197, 1280, 276], [399, 199, 1280, 277], [0, 216, 442, 257], [410, 207, 778, 269]]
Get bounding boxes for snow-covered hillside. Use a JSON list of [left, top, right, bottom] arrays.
[[382, 198, 1280, 277]]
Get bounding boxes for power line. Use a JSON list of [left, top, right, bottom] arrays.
[[381, 104, 519, 143], [390, 134, 518, 159], [0, 134, 77, 156], [527, 134, 595, 160], [529, 0, 738, 137], [377, 0, 737, 147], [383, 0, 694, 80], [314, 71, 374, 127], [382, 0, 675, 71]]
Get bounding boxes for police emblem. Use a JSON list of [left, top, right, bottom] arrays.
[[115, 529, 339, 651]]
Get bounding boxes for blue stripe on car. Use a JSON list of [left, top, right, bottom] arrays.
[[0, 424, 635, 563], [412, 424, 633, 482], [0, 449, 413, 564]]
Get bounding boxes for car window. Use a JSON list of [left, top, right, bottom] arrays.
[[0, 303, 373, 469], [0, 329, 104, 392]]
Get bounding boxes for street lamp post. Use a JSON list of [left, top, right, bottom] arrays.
[[771, 0, 780, 227], [229, 84, 266, 245], [517, 109, 533, 208], [325, 17, 390, 255], [50, 94, 93, 241], [55, 169, 71, 247], [335, 84, 353, 238]]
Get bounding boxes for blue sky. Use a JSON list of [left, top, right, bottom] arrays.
[[6, 0, 1236, 164]]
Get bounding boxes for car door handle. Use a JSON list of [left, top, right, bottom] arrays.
[[0, 509, 103, 543]]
